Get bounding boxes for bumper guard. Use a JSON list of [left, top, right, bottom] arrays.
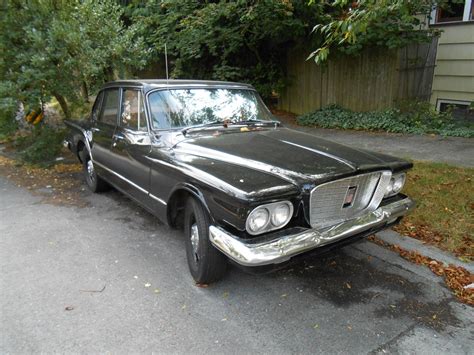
[[209, 197, 415, 266]]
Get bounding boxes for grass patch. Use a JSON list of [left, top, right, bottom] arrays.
[[297, 104, 474, 137], [395, 162, 473, 261]]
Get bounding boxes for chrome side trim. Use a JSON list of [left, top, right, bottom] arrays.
[[92, 161, 166, 206], [209, 197, 415, 267], [149, 193, 167, 206]]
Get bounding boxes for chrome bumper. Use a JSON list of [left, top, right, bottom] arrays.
[[209, 197, 415, 266]]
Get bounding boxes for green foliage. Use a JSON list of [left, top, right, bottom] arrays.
[[13, 126, 66, 165], [297, 103, 474, 137], [128, 0, 316, 99], [0, 0, 147, 118], [0, 99, 18, 141], [307, 0, 442, 64]]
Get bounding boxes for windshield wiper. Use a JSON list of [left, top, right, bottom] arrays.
[[181, 120, 229, 135], [181, 119, 280, 135], [238, 119, 280, 126]]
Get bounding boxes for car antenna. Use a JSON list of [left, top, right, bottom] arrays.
[[164, 43, 169, 85]]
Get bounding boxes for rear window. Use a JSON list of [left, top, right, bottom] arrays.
[[99, 89, 120, 126]]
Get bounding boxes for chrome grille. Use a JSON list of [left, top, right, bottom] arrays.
[[309, 171, 391, 229]]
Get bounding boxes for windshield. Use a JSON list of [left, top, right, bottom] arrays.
[[148, 88, 274, 129]]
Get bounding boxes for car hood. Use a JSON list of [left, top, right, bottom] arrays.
[[168, 127, 411, 200]]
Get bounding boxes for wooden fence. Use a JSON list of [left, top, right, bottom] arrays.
[[278, 39, 438, 114]]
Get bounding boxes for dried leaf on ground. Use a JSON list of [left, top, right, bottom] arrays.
[[369, 235, 474, 306], [0, 155, 87, 207]]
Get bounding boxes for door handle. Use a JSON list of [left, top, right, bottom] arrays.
[[112, 134, 125, 147]]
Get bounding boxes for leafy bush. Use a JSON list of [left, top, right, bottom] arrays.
[[0, 99, 18, 141], [128, 0, 314, 99], [296, 104, 474, 138], [13, 126, 66, 165]]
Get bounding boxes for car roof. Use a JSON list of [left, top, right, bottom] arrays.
[[102, 79, 255, 93]]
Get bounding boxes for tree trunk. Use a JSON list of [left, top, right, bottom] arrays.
[[53, 93, 70, 119], [81, 81, 89, 103]]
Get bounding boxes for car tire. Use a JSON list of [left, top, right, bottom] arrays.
[[83, 153, 109, 193], [184, 197, 227, 284]]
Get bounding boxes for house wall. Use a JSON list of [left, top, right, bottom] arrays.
[[430, 23, 474, 106]]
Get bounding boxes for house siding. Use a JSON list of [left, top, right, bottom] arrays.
[[430, 23, 474, 106]]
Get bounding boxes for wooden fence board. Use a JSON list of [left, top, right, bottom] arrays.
[[279, 41, 436, 114]]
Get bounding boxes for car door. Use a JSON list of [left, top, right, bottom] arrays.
[[109, 87, 152, 205], [91, 88, 119, 182]]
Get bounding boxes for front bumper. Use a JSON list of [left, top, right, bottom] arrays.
[[209, 197, 415, 266]]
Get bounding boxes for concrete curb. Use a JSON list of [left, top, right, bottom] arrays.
[[375, 229, 473, 274]]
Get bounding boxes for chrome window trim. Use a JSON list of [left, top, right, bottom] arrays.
[[145, 87, 271, 132], [118, 87, 152, 133]]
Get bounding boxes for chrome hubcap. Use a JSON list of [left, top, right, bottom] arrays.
[[190, 223, 199, 262], [87, 160, 95, 182]]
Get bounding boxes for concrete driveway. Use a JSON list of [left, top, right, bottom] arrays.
[[1, 176, 472, 354]]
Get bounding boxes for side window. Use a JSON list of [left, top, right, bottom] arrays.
[[149, 92, 171, 129], [91, 91, 103, 122], [99, 89, 120, 126], [121, 89, 147, 131]]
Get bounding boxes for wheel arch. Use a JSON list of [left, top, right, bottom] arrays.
[[166, 183, 213, 229], [76, 139, 86, 163]]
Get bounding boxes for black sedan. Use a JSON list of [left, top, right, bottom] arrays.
[[65, 80, 415, 283]]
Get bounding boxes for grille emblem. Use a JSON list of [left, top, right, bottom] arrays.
[[343, 186, 358, 208]]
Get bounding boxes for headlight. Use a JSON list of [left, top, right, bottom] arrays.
[[385, 173, 406, 198], [271, 203, 291, 227], [246, 201, 294, 235], [247, 208, 270, 233]]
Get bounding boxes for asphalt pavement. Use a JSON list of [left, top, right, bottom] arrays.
[[1, 176, 473, 354]]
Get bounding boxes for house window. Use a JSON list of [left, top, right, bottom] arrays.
[[432, 0, 474, 23], [437, 1, 465, 22], [437, 99, 474, 122]]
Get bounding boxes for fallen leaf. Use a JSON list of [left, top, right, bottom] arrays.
[[346, 283, 351, 289], [144, 283, 151, 288], [65, 306, 74, 311]]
